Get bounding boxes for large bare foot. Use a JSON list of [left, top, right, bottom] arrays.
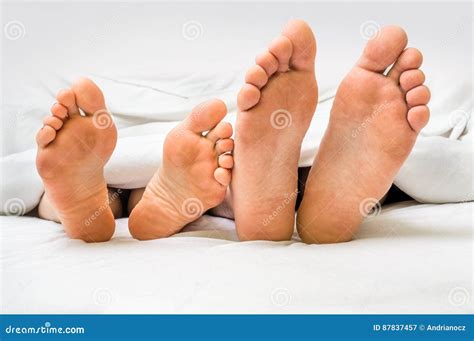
[[297, 26, 430, 243], [128, 100, 234, 240], [232, 19, 318, 241], [36, 78, 118, 242]]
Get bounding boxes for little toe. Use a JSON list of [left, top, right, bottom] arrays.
[[388, 47, 423, 82], [400, 69, 425, 92], [218, 154, 234, 169], [216, 138, 234, 154], [36, 125, 56, 148], [357, 25, 408, 73], [56, 89, 79, 115], [214, 167, 232, 186], [185, 99, 227, 134], [206, 121, 233, 143], [268, 36, 293, 72], [245, 65, 268, 88], [406, 85, 431, 108], [237, 84, 261, 111], [407, 105, 430, 133], [43, 116, 64, 130], [51, 103, 68, 119], [256, 51, 279, 77]]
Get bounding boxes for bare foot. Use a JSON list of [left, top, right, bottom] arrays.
[[128, 100, 234, 240], [232, 19, 318, 241], [36, 78, 118, 242], [297, 26, 430, 243]]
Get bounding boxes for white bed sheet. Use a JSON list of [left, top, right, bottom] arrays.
[[1, 201, 472, 314]]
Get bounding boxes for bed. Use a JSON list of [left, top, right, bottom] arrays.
[[1, 201, 472, 313], [1, 1, 472, 314]]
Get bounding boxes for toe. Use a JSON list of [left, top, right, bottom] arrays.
[[281, 19, 316, 72], [237, 84, 261, 111], [36, 125, 56, 148], [206, 121, 233, 143], [268, 36, 293, 72], [218, 154, 234, 169], [245, 65, 268, 88], [215, 138, 234, 154], [51, 103, 68, 119], [406, 85, 430, 108], [43, 116, 64, 130], [256, 51, 279, 77], [407, 105, 430, 133], [185, 99, 227, 134], [399, 69, 425, 92], [71, 77, 107, 115], [56, 89, 79, 115], [357, 25, 408, 73], [214, 167, 232, 186], [388, 47, 423, 82]]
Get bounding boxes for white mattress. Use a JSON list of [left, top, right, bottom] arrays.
[[1, 201, 472, 314]]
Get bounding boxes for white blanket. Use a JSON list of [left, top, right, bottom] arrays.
[[1, 201, 472, 313], [1, 1, 472, 215], [0, 71, 471, 215]]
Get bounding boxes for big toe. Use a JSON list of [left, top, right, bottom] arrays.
[[71, 77, 107, 115], [357, 25, 408, 73], [281, 19, 316, 72], [184, 99, 227, 134]]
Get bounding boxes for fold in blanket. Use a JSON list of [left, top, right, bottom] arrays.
[[1, 72, 472, 215]]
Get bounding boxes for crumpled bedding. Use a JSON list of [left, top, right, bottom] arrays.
[[0, 70, 471, 215]]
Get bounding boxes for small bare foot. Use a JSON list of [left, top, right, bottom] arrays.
[[297, 26, 430, 243], [232, 19, 318, 241], [36, 78, 117, 242], [128, 100, 234, 240]]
